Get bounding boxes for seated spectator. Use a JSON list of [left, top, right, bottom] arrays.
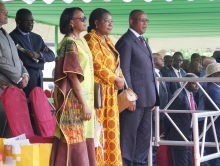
[[164, 73, 199, 166], [160, 55, 172, 75], [181, 59, 190, 73], [212, 51, 220, 63], [201, 57, 216, 77], [191, 53, 202, 65], [204, 63, 220, 166], [163, 52, 186, 96], [153, 53, 169, 166], [188, 61, 202, 77]]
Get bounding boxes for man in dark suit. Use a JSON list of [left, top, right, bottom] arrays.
[[10, 9, 55, 133], [163, 52, 186, 96], [115, 10, 160, 166], [203, 63, 220, 166], [160, 55, 172, 75], [10, 9, 55, 98], [152, 53, 169, 166], [164, 73, 199, 166], [0, 2, 28, 138]]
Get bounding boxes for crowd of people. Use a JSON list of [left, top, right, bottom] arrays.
[[0, 2, 220, 166]]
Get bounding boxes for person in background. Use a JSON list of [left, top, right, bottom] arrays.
[[160, 55, 172, 75], [84, 8, 124, 166], [163, 52, 186, 96], [164, 73, 199, 166], [191, 53, 202, 65], [200, 57, 216, 77], [204, 63, 220, 166], [0, 2, 28, 138], [49, 7, 96, 166], [115, 10, 160, 166], [188, 61, 202, 77], [10, 8, 55, 134], [212, 51, 220, 63], [152, 53, 169, 166], [181, 59, 190, 73]]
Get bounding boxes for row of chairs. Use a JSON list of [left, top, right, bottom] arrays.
[[1, 86, 56, 143]]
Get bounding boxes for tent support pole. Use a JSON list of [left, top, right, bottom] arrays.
[[55, 25, 58, 57]]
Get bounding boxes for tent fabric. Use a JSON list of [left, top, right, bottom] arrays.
[[4, 0, 220, 38]]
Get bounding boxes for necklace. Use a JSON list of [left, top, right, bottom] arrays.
[[72, 34, 80, 40]]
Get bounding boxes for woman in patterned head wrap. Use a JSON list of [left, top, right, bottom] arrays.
[[50, 7, 96, 166], [84, 8, 124, 166]]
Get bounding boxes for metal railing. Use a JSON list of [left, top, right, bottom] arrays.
[[148, 77, 220, 166], [43, 77, 220, 165]]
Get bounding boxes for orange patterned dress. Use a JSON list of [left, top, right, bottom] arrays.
[[85, 29, 123, 166]]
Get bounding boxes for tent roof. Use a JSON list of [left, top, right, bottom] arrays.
[[4, 0, 220, 38]]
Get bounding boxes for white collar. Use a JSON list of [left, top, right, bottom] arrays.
[[129, 28, 141, 38], [17, 27, 30, 36], [172, 66, 181, 73], [184, 88, 191, 97]]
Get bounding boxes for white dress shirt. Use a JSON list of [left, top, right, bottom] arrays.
[[184, 88, 193, 128], [129, 28, 146, 46]]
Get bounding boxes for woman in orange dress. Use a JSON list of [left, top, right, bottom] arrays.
[[84, 8, 124, 166]]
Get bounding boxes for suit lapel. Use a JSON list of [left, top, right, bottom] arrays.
[[128, 29, 151, 57], [15, 28, 32, 50], [0, 31, 8, 42]]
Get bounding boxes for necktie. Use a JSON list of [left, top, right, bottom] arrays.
[[177, 71, 183, 86], [0, 27, 7, 37], [138, 36, 146, 47], [190, 93, 196, 110], [25, 34, 31, 44]]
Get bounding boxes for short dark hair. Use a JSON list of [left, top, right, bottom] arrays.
[[213, 51, 220, 59], [60, 7, 83, 35], [173, 52, 183, 59], [129, 10, 144, 20], [191, 53, 200, 61], [16, 8, 32, 21], [87, 8, 110, 33], [164, 55, 172, 61]]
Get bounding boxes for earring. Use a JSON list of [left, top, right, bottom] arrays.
[[96, 25, 98, 28]]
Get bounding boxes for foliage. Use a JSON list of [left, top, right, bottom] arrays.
[[168, 49, 213, 60]]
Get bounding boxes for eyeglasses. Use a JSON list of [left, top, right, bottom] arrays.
[[132, 19, 149, 23], [0, 10, 9, 15], [20, 20, 36, 24], [72, 16, 87, 22]]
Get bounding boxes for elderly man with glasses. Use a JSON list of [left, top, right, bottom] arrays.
[[0, 2, 29, 138], [10, 8, 55, 134]]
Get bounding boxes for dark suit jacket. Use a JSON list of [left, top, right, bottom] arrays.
[[10, 28, 55, 97], [115, 29, 159, 107], [160, 66, 169, 76], [204, 82, 220, 143], [154, 72, 169, 120], [162, 67, 186, 96], [164, 89, 194, 150]]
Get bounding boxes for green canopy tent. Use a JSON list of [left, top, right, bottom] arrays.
[[3, 0, 220, 53]]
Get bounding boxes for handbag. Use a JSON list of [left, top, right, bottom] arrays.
[[118, 78, 138, 113], [94, 82, 102, 109]]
